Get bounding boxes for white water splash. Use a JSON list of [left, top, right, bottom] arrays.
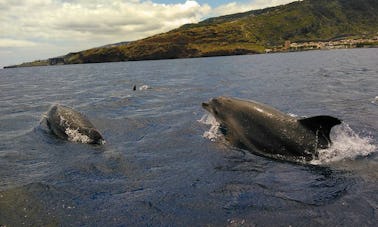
[[372, 96, 378, 105], [58, 114, 93, 144], [311, 124, 377, 165], [65, 127, 93, 144], [139, 85, 151, 90], [198, 114, 222, 141]]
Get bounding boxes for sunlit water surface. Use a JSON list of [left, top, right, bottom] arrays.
[[0, 49, 377, 226]]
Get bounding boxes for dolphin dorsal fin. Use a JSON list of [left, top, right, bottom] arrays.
[[298, 116, 342, 148]]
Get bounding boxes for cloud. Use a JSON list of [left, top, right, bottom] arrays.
[[0, 0, 297, 67], [0, 0, 211, 48], [0, 1, 298, 49], [0, 39, 38, 48]]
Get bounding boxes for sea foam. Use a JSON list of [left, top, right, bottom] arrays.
[[198, 114, 222, 142], [311, 124, 376, 165], [65, 127, 93, 144]]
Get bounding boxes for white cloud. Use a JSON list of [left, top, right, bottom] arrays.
[[0, 0, 211, 46], [0, 0, 211, 67], [0, 39, 38, 48], [0, 0, 297, 67]]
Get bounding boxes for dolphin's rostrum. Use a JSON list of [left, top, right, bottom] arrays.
[[202, 96, 341, 161], [45, 104, 105, 144]]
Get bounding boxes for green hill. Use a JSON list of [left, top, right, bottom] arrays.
[[6, 0, 378, 68]]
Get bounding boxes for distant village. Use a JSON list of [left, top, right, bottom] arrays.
[[266, 36, 378, 53]]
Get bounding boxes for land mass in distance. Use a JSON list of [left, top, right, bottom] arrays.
[[4, 0, 378, 69]]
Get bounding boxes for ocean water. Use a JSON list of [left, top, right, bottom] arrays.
[[0, 49, 377, 226]]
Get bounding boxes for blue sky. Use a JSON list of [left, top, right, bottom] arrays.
[[0, 0, 296, 67]]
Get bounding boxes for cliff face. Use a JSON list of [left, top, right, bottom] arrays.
[[6, 0, 378, 68]]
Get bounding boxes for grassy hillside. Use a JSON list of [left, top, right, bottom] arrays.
[[6, 0, 378, 68]]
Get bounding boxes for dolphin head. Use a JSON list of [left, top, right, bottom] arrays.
[[202, 96, 231, 123], [202, 96, 245, 141], [88, 129, 105, 145], [77, 127, 105, 145]]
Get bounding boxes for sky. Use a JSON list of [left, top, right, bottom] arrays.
[[0, 0, 297, 68]]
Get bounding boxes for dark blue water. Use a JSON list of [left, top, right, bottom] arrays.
[[0, 49, 377, 226]]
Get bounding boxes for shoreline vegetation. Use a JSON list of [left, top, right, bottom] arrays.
[[4, 0, 378, 69], [4, 37, 378, 69]]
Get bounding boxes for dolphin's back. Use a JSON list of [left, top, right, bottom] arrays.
[[49, 105, 94, 130], [217, 98, 304, 155], [46, 104, 104, 144], [203, 97, 342, 161]]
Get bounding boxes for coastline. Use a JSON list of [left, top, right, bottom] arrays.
[[4, 37, 378, 69]]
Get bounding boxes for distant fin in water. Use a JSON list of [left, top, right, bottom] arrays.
[[298, 116, 342, 148]]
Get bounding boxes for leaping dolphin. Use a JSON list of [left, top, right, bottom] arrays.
[[45, 104, 105, 145], [202, 96, 341, 161]]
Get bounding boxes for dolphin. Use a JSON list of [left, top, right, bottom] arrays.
[[202, 96, 341, 161], [45, 104, 105, 144]]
